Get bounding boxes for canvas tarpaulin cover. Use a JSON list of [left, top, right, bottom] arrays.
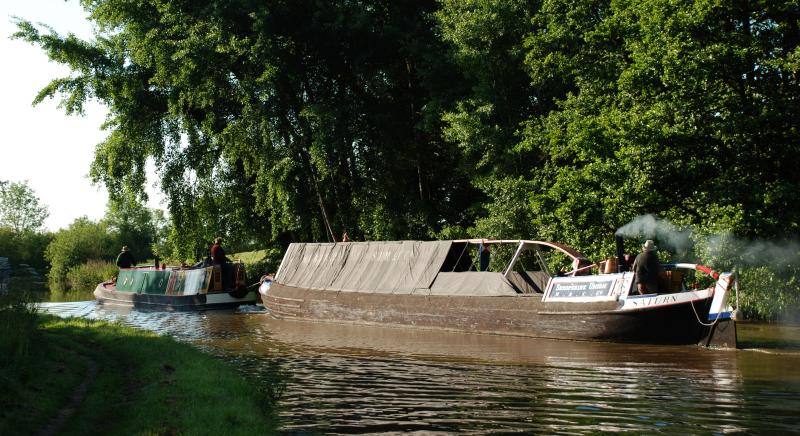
[[429, 272, 518, 296], [275, 241, 453, 293]]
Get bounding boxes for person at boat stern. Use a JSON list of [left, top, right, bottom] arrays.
[[211, 237, 231, 265], [211, 237, 233, 289], [116, 246, 137, 269], [633, 240, 661, 294]]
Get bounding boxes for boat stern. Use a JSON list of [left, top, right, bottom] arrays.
[[698, 271, 738, 348]]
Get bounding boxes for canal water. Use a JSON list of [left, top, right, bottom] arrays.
[[39, 297, 800, 434]]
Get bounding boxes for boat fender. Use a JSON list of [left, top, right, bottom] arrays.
[[228, 286, 250, 299], [258, 280, 272, 297]]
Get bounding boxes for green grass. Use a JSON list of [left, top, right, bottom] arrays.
[[0, 315, 281, 435], [231, 249, 269, 264], [0, 338, 86, 435], [0, 294, 86, 435]]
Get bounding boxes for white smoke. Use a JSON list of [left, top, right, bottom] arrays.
[[702, 231, 800, 268], [616, 215, 800, 268], [615, 214, 693, 257]]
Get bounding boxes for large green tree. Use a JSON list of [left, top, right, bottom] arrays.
[[14, 0, 474, 250], [436, 0, 543, 240], [435, 0, 800, 259], [519, 0, 800, 258], [15, 0, 800, 259], [0, 180, 52, 272]]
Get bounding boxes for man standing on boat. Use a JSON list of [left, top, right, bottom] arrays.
[[116, 246, 137, 269], [211, 237, 230, 265], [633, 240, 661, 294], [211, 237, 233, 289]]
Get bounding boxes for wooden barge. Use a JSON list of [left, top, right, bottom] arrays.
[[95, 263, 258, 311], [259, 240, 738, 347]]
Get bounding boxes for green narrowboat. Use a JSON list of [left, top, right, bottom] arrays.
[[95, 263, 257, 311]]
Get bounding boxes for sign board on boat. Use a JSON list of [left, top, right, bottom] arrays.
[[543, 273, 632, 302]]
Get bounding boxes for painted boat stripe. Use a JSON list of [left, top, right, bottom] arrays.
[[708, 311, 731, 321]]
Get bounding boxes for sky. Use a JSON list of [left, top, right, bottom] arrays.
[[0, 0, 162, 231]]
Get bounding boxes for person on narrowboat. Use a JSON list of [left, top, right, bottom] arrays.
[[211, 237, 233, 289], [211, 237, 230, 264], [115, 246, 137, 269], [633, 239, 661, 294], [478, 241, 491, 271]]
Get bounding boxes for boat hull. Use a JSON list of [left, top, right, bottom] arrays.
[[261, 283, 732, 346], [95, 284, 258, 311]]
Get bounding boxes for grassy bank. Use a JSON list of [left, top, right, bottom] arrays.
[[0, 305, 280, 435]]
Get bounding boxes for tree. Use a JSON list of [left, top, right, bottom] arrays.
[[0, 227, 52, 271], [16, 0, 800, 255], [102, 195, 157, 262], [45, 217, 116, 291], [437, 0, 542, 178], [435, 0, 544, 239], [13, 0, 474, 246], [519, 0, 800, 258], [0, 180, 49, 233]]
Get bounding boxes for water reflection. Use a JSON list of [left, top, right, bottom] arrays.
[[38, 301, 800, 434], [36, 289, 96, 303]]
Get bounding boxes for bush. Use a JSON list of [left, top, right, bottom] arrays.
[[736, 266, 800, 322], [65, 260, 118, 292], [46, 218, 116, 291], [693, 231, 800, 321]]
